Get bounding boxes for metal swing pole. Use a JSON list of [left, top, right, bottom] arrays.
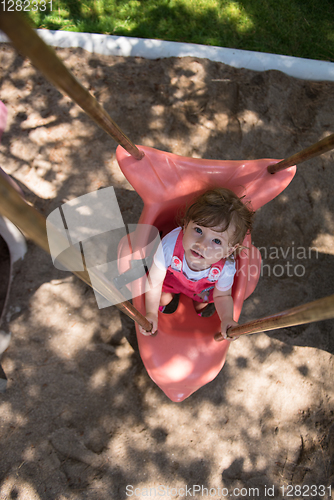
[[0, 170, 152, 333], [215, 293, 334, 340], [267, 133, 334, 174], [0, 9, 144, 161]]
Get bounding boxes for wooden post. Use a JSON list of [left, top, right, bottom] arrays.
[[0, 10, 144, 161], [268, 133, 334, 174], [215, 294, 334, 340], [0, 173, 152, 332]]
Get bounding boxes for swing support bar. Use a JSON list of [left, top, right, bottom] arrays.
[[0, 10, 144, 161], [0, 173, 152, 333], [268, 133, 334, 174], [218, 293, 334, 339]]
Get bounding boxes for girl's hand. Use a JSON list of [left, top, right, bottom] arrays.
[[215, 318, 239, 342], [139, 313, 158, 336]]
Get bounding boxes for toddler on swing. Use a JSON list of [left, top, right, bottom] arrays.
[[139, 188, 254, 340]]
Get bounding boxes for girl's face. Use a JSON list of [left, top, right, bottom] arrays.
[[182, 221, 238, 271]]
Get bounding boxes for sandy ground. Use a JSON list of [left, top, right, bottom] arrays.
[[0, 43, 334, 500]]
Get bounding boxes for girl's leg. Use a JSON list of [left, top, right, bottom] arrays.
[[160, 292, 174, 307], [194, 301, 208, 313]]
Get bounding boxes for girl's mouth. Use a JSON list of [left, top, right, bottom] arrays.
[[191, 249, 204, 259]]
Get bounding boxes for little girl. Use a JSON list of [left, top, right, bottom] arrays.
[[139, 188, 254, 340]]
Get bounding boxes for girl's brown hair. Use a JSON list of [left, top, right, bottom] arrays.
[[180, 188, 254, 248]]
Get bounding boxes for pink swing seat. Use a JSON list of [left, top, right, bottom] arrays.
[[116, 145, 296, 402]]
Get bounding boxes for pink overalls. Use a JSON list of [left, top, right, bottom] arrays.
[[162, 230, 226, 303]]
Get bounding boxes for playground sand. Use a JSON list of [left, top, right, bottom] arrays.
[[0, 44, 334, 499]]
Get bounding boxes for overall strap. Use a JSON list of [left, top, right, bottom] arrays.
[[170, 229, 185, 272], [173, 229, 184, 259]]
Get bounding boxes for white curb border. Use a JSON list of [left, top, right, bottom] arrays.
[[1, 29, 334, 82]]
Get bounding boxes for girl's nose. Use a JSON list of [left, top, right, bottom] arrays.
[[197, 236, 205, 247], [198, 240, 208, 254]]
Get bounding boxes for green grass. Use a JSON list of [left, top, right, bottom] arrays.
[[25, 0, 334, 62]]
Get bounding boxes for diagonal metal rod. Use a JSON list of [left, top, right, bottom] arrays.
[[0, 10, 144, 161], [0, 172, 152, 332], [268, 133, 334, 174], [215, 294, 334, 340]]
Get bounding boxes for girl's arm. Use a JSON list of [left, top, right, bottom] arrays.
[[213, 286, 238, 341], [138, 262, 167, 335]]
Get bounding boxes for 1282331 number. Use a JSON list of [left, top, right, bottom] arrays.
[[1, 0, 52, 11]]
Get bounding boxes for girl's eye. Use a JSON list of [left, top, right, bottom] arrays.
[[194, 227, 202, 234], [213, 238, 221, 245]]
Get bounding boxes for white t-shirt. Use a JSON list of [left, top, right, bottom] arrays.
[[154, 227, 236, 292]]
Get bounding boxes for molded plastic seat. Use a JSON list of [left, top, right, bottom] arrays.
[[116, 145, 296, 402]]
